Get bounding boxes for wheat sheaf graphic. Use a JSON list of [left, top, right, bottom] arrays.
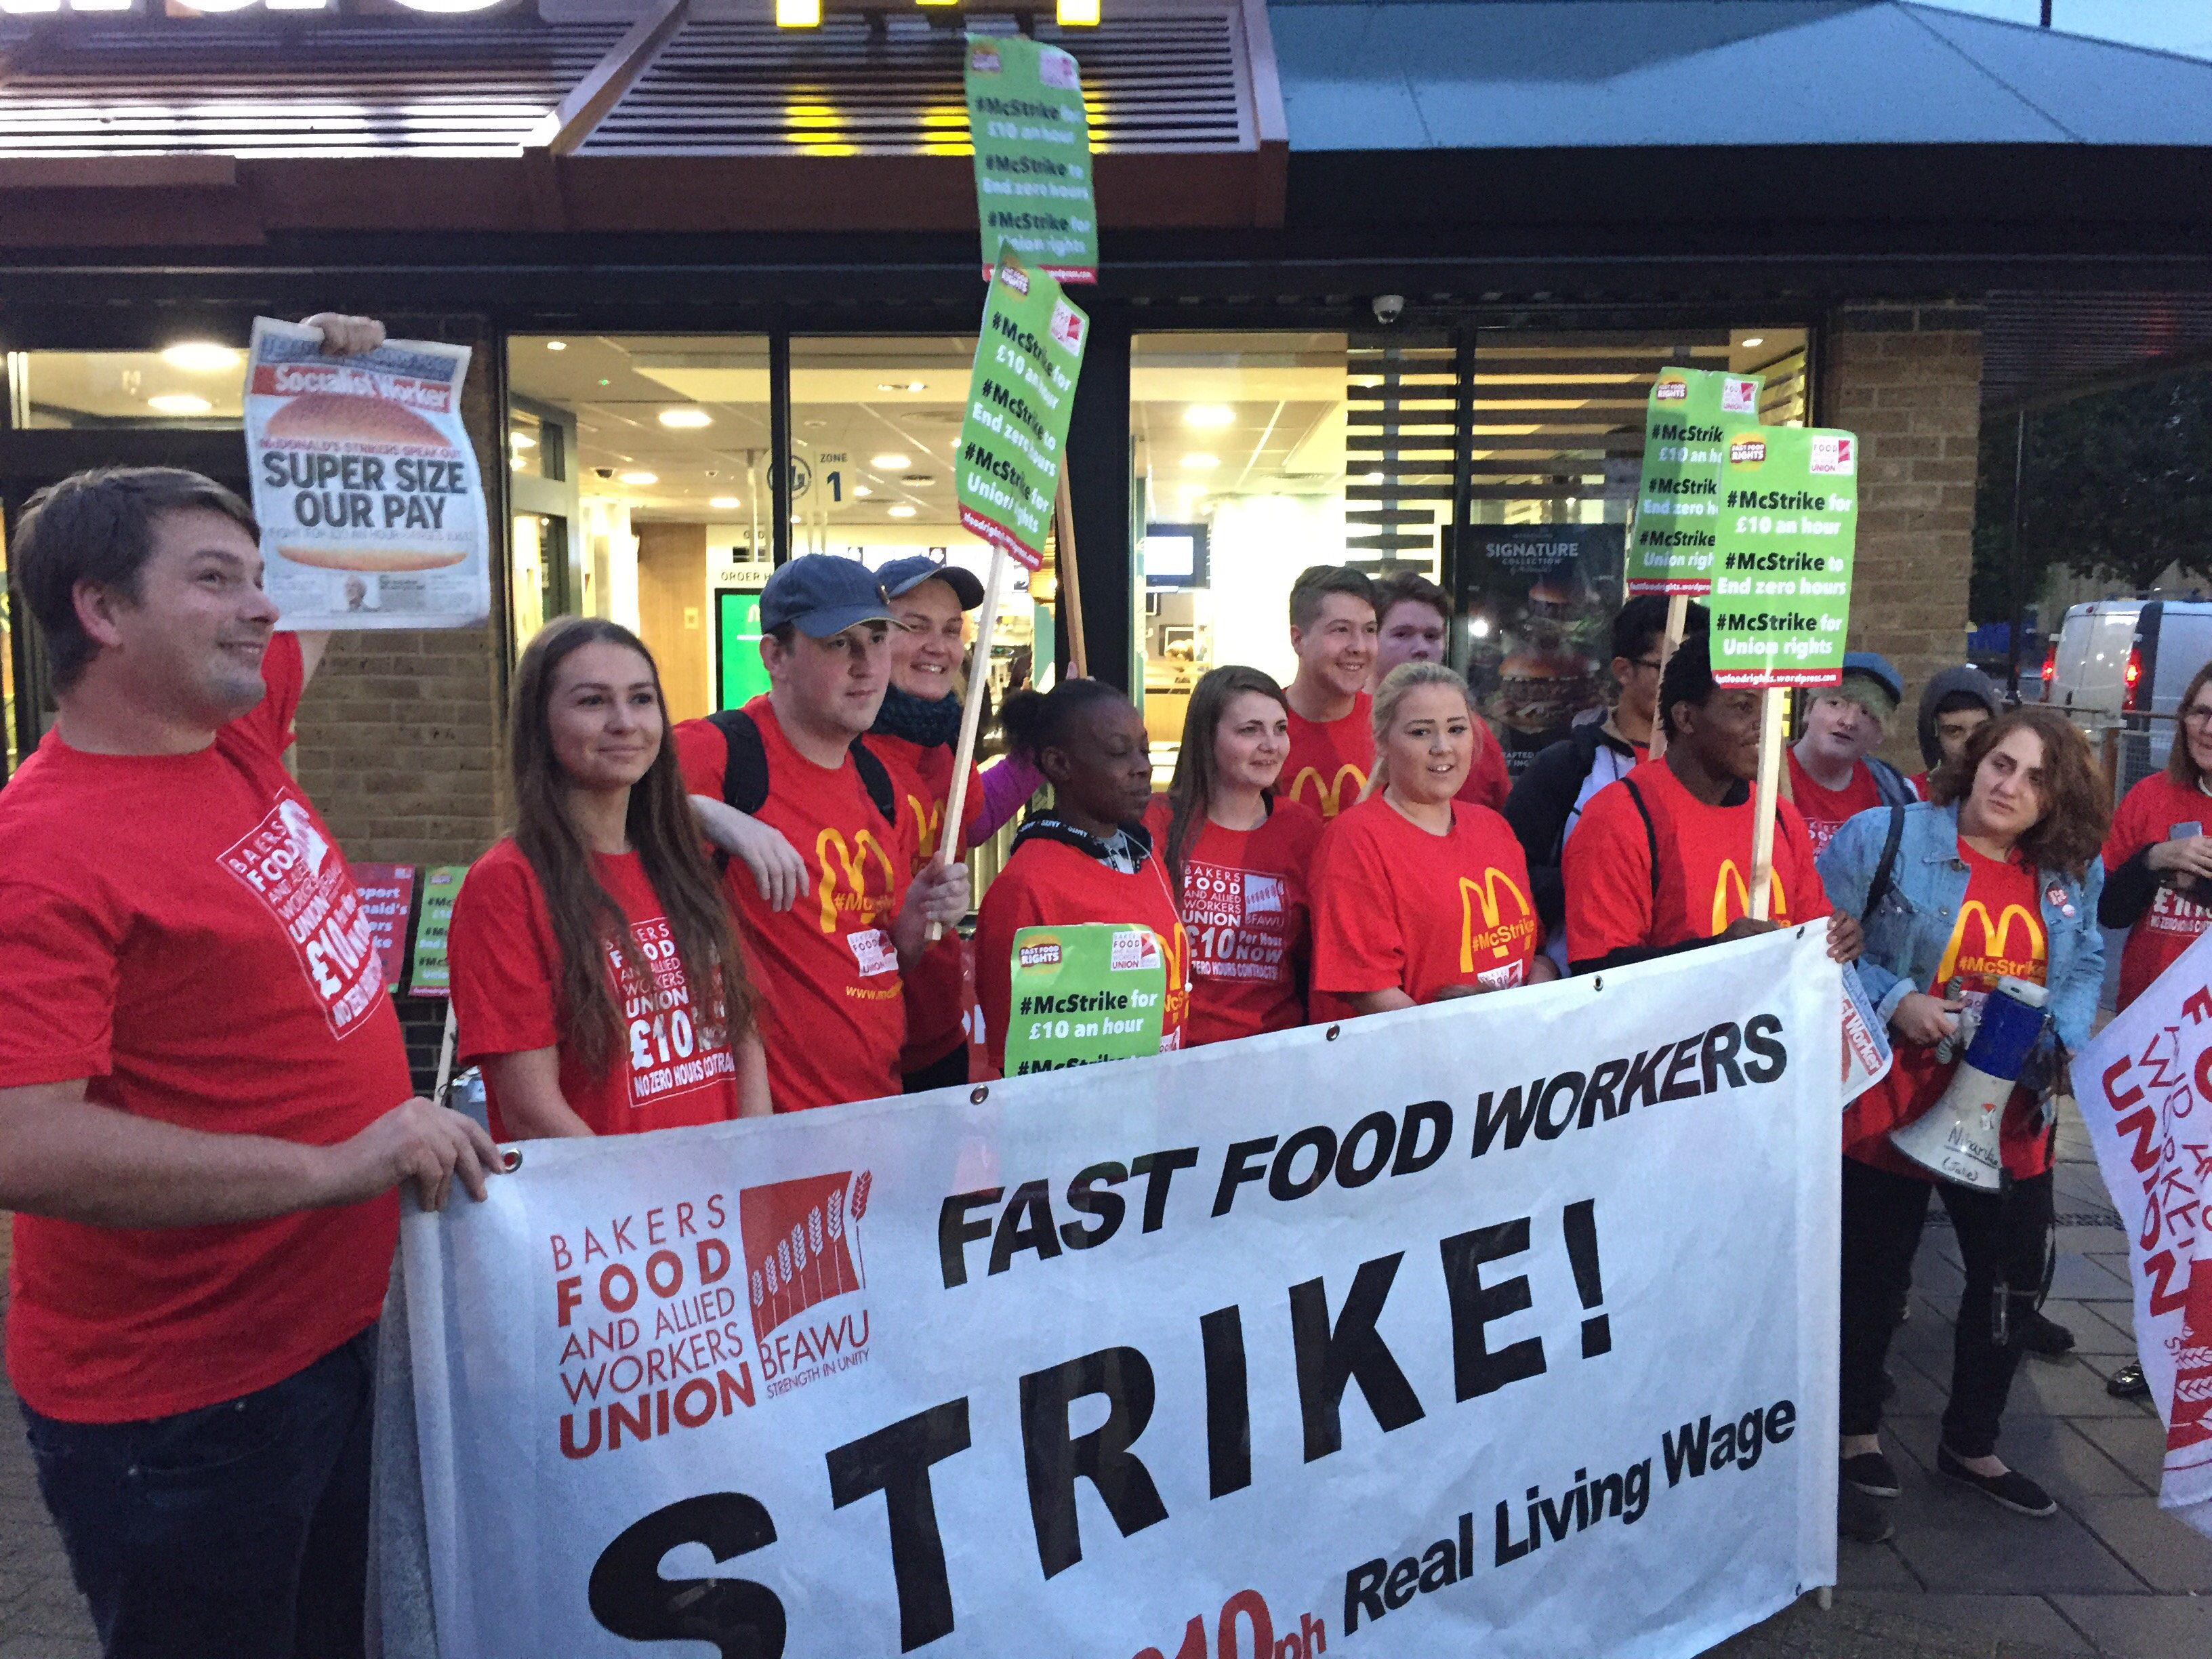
[[745, 1169, 872, 1343]]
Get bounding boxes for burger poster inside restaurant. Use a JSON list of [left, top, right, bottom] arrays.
[[244, 316, 491, 631], [1453, 523, 1625, 776]]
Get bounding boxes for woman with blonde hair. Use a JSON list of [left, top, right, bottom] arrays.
[[1310, 662, 1559, 1012], [1143, 665, 1326, 1045]]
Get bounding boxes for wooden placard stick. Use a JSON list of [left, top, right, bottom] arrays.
[[926, 546, 1012, 943], [1055, 468, 1089, 680], [1645, 591, 1690, 762], [1746, 686, 1787, 920]]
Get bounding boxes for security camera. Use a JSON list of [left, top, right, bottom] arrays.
[[1372, 293, 1406, 325], [593, 466, 613, 480]]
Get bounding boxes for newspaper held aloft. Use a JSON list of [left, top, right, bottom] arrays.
[[245, 317, 491, 631]]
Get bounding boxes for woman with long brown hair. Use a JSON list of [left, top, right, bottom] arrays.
[[450, 617, 770, 1136], [1141, 665, 1326, 1046], [1816, 705, 2107, 1524]]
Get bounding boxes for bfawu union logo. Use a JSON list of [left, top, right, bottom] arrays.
[[741, 1170, 874, 1398]]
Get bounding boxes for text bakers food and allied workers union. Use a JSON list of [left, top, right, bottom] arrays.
[[244, 316, 491, 631]]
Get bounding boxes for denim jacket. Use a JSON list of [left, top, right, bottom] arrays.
[[1816, 801, 2104, 1071]]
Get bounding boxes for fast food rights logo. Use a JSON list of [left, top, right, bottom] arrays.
[[742, 1170, 874, 1397]]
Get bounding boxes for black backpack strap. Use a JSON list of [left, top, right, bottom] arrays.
[[1620, 775, 1662, 906], [848, 736, 897, 827], [1860, 804, 1907, 925], [707, 708, 769, 815]]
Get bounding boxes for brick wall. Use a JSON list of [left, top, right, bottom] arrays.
[[1820, 301, 1986, 774], [291, 313, 509, 866]]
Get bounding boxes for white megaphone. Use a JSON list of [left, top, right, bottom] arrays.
[[1889, 975, 2049, 1191]]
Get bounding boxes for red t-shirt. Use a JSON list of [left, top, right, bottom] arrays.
[[1563, 759, 1829, 967], [1786, 750, 1883, 856], [0, 634, 405, 1423], [874, 731, 987, 1073], [1846, 840, 2052, 1181], [1282, 693, 1373, 820], [1311, 797, 1540, 1004], [1141, 794, 1324, 1046], [2105, 772, 2212, 1012], [1456, 723, 1513, 812], [674, 700, 917, 1111], [975, 834, 1191, 1075], [1909, 771, 1931, 802], [449, 840, 743, 1139]]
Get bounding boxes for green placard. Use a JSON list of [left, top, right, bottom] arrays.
[[1707, 426, 1861, 688], [965, 34, 1097, 283], [408, 863, 468, 996], [1626, 366, 1766, 597], [716, 589, 771, 710], [957, 255, 1089, 570], [1002, 923, 1167, 1076]]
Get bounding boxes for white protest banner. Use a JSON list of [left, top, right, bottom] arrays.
[[245, 316, 490, 630], [2073, 931, 2212, 1540], [393, 928, 1841, 1658]]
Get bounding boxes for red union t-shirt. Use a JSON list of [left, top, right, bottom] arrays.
[[1311, 796, 1540, 1004], [1786, 751, 1883, 855], [0, 632, 406, 1423], [1142, 794, 1324, 1046], [2105, 772, 2212, 1012], [1847, 841, 2051, 1181], [873, 730, 987, 1073], [449, 840, 742, 1139], [1564, 760, 1828, 967], [674, 700, 916, 1111], [1282, 693, 1374, 820]]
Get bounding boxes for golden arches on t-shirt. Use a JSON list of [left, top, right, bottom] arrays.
[[1458, 868, 1534, 970], [1289, 762, 1368, 819], [1710, 861, 1787, 935], [1936, 901, 2045, 985], [815, 827, 898, 937], [903, 792, 947, 867]]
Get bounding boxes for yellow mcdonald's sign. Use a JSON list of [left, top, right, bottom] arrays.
[[815, 826, 897, 935], [1937, 901, 2045, 983], [1459, 868, 1536, 970], [1288, 762, 1368, 819], [1709, 860, 1787, 935]]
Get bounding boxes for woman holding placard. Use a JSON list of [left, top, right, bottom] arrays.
[[975, 679, 1190, 1077], [449, 618, 771, 1136]]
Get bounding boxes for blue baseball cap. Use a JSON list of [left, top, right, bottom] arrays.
[[878, 554, 985, 610], [759, 555, 895, 638]]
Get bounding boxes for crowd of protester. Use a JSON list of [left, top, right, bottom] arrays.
[[0, 317, 2199, 1655]]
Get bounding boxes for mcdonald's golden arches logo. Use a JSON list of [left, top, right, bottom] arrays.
[[1938, 901, 2045, 983], [815, 826, 897, 936], [1289, 762, 1369, 819], [1460, 868, 1538, 970], [1709, 860, 1787, 935], [903, 792, 947, 865]]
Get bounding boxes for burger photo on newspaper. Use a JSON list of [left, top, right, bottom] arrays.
[[261, 390, 469, 573]]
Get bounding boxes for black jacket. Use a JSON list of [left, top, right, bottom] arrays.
[[1504, 720, 1642, 931]]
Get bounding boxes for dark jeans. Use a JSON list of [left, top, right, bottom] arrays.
[[20, 1326, 377, 1659], [1839, 1158, 2053, 1458], [903, 1042, 970, 1094]]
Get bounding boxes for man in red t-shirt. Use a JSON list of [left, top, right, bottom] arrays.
[[1368, 568, 1513, 810], [680, 555, 969, 1111], [1565, 631, 1861, 975], [0, 428, 499, 1647], [1784, 651, 1914, 853], [1279, 565, 1378, 819]]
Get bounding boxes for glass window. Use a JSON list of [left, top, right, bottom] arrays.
[[7, 346, 245, 428]]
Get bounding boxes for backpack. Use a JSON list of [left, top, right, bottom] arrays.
[[706, 708, 897, 824]]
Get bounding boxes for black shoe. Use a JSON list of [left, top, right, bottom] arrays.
[[1936, 1446, 2057, 1517], [2108, 1359, 2152, 1399], [1839, 1482, 1895, 1544], [1842, 1451, 1901, 1498], [2020, 1311, 2076, 1360]]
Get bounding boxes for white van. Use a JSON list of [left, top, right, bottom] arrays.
[[2042, 598, 2212, 792]]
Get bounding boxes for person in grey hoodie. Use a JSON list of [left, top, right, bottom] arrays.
[[1912, 664, 2005, 800]]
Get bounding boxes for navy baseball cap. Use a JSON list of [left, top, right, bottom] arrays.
[[759, 555, 895, 638], [878, 554, 985, 610]]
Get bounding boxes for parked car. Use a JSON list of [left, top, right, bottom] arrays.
[[2042, 598, 2212, 794]]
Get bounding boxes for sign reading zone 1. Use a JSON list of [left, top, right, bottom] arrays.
[[966, 34, 1098, 283], [956, 255, 1088, 570], [1626, 367, 1764, 597], [1706, 427, 1861, 688], [1002, 922, 1168, 1073]]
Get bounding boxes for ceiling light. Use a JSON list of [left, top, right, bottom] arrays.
[[775, 0, 819, 24], [147, 394, 213, 415], [853, 485, 874, 498], [888, 504, 918, 518], [1184, 405, 1233, 428], [901, 474, 936, 486], [1057, 0, 1099, 24], [871, 453, 912, 470], [710, 496, 741, 510], [546, 340, 568, 351], [160, 342, 240, 373], [877, 382, 927, 393], [509, 432, 537, 449], [1740, 336, 1764, 348], [1182, 453, 1219, 470], [659, 409, 712, 429], [617, 470, 658, 486]]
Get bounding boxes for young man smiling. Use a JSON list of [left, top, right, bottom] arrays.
[[676, 554, 969, 1111], [1279, 564, 1379, 819], [1785, 651, 1917, 853]]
